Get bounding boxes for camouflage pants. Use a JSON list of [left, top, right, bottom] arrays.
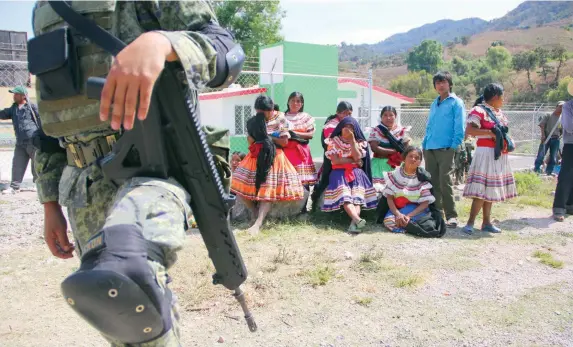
[[65, 167, 190, 347], [60, 126, 231, 347]]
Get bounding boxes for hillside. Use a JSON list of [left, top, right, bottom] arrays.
[[444, 24, 573, 59], [339, 1, 573, 61], [489, 1, 573, 31], [340, 18, 487, 59]]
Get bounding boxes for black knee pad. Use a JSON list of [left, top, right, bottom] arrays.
[[61, 224, 172, 344]]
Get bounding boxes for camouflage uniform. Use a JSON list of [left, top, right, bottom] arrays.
[[32, 1, 231, 346]]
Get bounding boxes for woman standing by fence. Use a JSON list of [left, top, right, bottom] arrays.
[[461, 83, 517, 234]]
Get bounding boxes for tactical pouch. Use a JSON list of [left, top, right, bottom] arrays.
[[27, 27, 80, 100]]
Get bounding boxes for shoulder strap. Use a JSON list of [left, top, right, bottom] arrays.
[[479, 104, 501, 126], [48, 1, 126, 56]]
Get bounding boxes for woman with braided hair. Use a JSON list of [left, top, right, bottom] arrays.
[[231, 95, 305, 234]]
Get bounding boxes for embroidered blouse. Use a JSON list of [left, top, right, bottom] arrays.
[[266, 111, 290, 138], [382, 167, 436, 205], [285, 112, 315, 133], [467, 104, 509, 148], [368, 125, 411, 148], [324, 136, 367, 160]]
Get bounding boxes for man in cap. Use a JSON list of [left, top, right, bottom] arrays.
[[552, 80, 573, 221], [534, 101, 564, 175], [0, 85, 40, 194]]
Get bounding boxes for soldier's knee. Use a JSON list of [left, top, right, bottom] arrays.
[[61, 224, 174, 345]]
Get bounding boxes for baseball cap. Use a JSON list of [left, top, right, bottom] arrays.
[[9, 85, 27, 95], [557, 101, 565, 106]]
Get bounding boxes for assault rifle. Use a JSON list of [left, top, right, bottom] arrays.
[[46, 0, 255, 332]]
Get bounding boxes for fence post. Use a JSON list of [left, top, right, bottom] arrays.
[[270, 58, 277, 101], [368, 68, 373, 127]]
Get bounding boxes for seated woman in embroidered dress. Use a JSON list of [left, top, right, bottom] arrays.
[[230, 95, 305, 235], [382, 147, 436, 233], [321, 117, 377, 233], [369, 105, 411, 192]]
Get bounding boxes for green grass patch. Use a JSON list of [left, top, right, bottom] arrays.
[[533, 250, 564, 269], [394, 273, 425, 288], [353, 296, 373, 307], [305, 265, 336, 287]]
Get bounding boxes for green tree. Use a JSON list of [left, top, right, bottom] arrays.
[[451, 56, 471, 76], [461, 36, 470, 46], [389, 71, 434, 98], [551, 44, 568, 87], [546, 76, 573, 102], [213, 0, 285, 58], [534, 47, 553, 83], [486, 46, 511, 70], [406, 40, 444, 74], [512, 51, 539, 91]]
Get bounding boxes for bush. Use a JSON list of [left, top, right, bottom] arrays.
[[513, 171, 543, 195]]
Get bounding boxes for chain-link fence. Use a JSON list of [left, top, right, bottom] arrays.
[[0, 57, 552, 185], [371, 101, 554, 156]]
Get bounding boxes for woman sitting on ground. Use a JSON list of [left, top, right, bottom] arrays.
[[321, 117, 377, 233], [369, 105, 411, 192], [462, 83, 517, 234], [230, 95, 305, 234], [381, 147, 437, 234]]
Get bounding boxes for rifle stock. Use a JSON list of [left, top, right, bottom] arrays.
[[87, 65, 257, 332]]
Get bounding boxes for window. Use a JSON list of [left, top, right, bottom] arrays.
[[234, 105, 253, 135]]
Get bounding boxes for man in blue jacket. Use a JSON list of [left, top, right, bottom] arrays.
[[422, 71, 467, 228], [0, 85, 40, 194]]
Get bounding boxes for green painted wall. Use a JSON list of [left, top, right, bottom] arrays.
[[259, 41, 339, 158]]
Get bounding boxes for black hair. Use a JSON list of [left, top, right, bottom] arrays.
[[433, 71, 453, 92], [250, 112, 276, 194], [255, 95, 274, 112], [380, 105, 397, 118], [473, 83, 504, 107], [286, 91, 304, 113], [274, 104, 280, 112], [402, 146, 423, 161], [336, 101, 353, 114]]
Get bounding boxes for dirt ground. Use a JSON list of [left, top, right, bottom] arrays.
[[1, 188, 573, 347]]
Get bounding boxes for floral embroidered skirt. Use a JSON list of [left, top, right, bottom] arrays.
[[231, 148, 305, 202], [321, 168, 378, 212]]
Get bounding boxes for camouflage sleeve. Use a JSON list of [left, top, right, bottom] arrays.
[[34, 149, 66, 203], [141, 1, 218, 90]]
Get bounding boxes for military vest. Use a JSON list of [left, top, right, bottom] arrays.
[[32, 1, 145, 138]]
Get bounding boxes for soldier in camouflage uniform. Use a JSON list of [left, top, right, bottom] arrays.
[[31, 1, 234, 346]]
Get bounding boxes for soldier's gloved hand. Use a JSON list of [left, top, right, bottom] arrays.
[[99, 32, 179, 131], [43, 202, 75, 259]]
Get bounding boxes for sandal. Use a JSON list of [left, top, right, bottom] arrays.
[[553, 214, 565, 222], [355, 219, 366, 230], [481, 224, 502, 233], [462, 224, 474, 235]]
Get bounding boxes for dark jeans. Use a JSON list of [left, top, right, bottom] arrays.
[[423, 148, 457, 220], [553, 143, 573, 216], [10, 142, 37, 190], [534, 137, 560, 174]]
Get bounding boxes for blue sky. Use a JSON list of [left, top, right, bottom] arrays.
[[0, 0, 524, 44]]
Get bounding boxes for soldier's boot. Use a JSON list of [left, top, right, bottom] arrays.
[[61, 224, 176, 345]]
